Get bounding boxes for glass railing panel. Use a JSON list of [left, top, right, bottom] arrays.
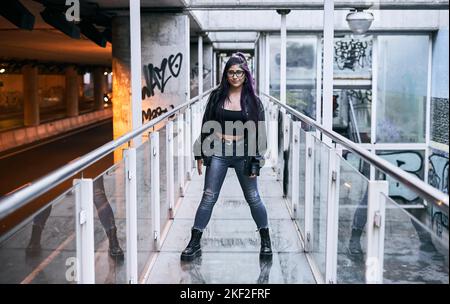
[[0, 189, 76, 283], [336, 156, 369, 283], [382, 193, 449, 284], [311, 136, 331, 277], [159, 127, 170, 235], [136, 139, 154, 280], [294, 126, 307, 233], [285, 116, 294, 210], [173, 119, 181, 202], [93, 159, 126, 284]]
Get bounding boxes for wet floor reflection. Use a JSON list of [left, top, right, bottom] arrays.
[[179, 255, 274, 284]]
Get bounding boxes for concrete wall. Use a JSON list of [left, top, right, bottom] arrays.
[[430, 27, 449, 147], [431, 28, 449, 99], [429, 27, 449, 194], [141, 13, 190, 125]]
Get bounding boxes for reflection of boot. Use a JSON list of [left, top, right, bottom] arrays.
[[181, 228, 203, 261], [259, 228, 273, 259], [106, 227, 124, 261], [257, 256, 273, 284], [180, 257, 206, 283], [26, 224, 43, 256], [348, 228, 363, 256]]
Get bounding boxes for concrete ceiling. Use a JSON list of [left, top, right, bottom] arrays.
[[0, 0, 201, 66], [94, 0, 187, 9], [0, 0, 112, 65], [1, 0, 448, 64]]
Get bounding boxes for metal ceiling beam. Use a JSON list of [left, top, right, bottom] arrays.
[[185, 1, 449, 10], [197, 28, 441, 33]]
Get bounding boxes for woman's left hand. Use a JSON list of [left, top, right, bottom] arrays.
[[249, 174, 256, 178]]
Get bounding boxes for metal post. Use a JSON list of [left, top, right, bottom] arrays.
[[370, 36, 378, 181], [272, 104, 279, 170], [185, 106, 192, 180], [151, 132, 161, 250], [178, 114, 185, 196], [265, 34, 270, 95], [124, 148, 138, 283], [129, 0, 142, 146], [325, 150, 340, 284], [291, 121, 301, 218], [316, 36, 323, 125], [192, 104, 199, 169], [304, 131, 315, 252], [279, 11, 287, 105], [166, 121, 175, 214], [424, 34, 433, 186], [258, 33, 266, 95], [213, 51, 217, 86], [365, 180, 389, 284], [74, 178, 95, 284], [322, 0, 334, 146]]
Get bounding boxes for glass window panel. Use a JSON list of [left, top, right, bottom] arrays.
[[376, 35, 429, 143], [269, 35, 317, 119], [333, 89, 372, 143]]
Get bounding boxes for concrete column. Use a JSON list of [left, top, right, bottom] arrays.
[[277, 9, 290, 105], [203, 43, 213, 91], [112, 13, 189, 159], [65, 65, 79, 117], [93, 67, 106, 111], [22, 65, 39, 126], [198, 35, 203, 100]]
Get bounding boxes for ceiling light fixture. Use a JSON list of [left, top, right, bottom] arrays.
[[346, 8, 374, 35]]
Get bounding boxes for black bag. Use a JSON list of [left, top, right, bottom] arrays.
[[203, 156, 212, 167], [246, 157, 261, 176]]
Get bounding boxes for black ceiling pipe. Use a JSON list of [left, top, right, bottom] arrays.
[[40, 7, 80, 39], [102, 28, 112, 44], [0, 0, 35, 30], [79, 20, 107, 47]]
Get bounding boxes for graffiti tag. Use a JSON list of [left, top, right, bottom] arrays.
[[142, 53, 183, 99]]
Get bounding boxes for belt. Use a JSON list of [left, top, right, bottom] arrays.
[[215, 132, 244, 145], [222, 138, 235, 145]]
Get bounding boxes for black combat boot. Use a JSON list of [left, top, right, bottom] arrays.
[[259, 228, 273, 259], [106, 227, 124, 261], [348, 228, 363, 256], [181, 228, 203, 261]]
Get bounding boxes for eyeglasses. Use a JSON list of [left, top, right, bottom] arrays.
[[227, 70, 244, 78]]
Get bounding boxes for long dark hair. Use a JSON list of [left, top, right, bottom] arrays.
[[213, 52, 260, 124]]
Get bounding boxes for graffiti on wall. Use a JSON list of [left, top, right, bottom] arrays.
[[190, 62, 212, 92], [334, 38, 371, 71], [378, 151, 423, 202], [347, 89, 372, 105], [428, 152, 449, 239], [190, 62, 211, 80], [429, 153, 449, 194], [142, 105, 175, 124], [142, 53, 183, 99]]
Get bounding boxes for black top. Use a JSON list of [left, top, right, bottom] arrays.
[[221, 109, 244, 135]]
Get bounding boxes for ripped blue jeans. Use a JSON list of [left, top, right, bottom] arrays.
[[193, 155, 269, 231]]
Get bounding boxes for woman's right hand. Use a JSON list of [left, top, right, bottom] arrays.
[[197, 159, 203, 175]]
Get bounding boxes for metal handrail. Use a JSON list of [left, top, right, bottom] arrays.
[[262, 92, 449, 212], [0, 87, 216, 220]]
